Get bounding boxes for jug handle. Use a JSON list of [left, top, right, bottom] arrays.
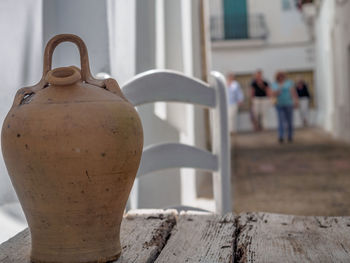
[[13, 34, 126, 106], [42, 34, 104, 88]]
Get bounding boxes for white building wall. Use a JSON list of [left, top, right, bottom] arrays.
[[314, 0, 350, 142], [210, 0, 315, 131], [314, 0, 335, 133], [248, 0, 310, 45], [136, 0, 182, 208], [210, 0, 311, 44], [212, 43, 314, 81], [108, 0, 182, 209], [43, 0, 110, 75], [0, 0, 43, 205], [0, 0, 43, 242], [212, 42, 315, 131], [332, 0, 350, 142], [111, 0, 210, 209]]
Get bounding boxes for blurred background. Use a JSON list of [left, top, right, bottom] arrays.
[[1, 0, 350, 244]]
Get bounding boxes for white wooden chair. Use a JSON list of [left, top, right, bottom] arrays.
[[122, 70, 231, 215]]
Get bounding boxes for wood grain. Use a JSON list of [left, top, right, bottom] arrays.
[[116, 209, 176, 263], [155, 211, 236, 262], [3, 211, 350, 263], [235, 212, 350, 263], [0, 210, 176, 263], [0, 229, 30, 263]]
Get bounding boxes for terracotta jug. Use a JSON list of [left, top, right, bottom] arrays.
[[1, 34, 143, 262]]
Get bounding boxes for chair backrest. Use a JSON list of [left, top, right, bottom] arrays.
[[122, 69, 231, 215]]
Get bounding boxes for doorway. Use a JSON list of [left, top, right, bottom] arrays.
[[223, 0, 248, 39]]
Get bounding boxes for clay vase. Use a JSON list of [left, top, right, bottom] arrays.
[[1, 34, 143, 262]]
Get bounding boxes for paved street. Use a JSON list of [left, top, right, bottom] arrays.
[[231, 128, 350, 216]]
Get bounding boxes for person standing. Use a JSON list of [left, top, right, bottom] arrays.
[[250, 70, 270, 131], [227, 73, 244, 133], [296, 79, 311, 127], [271, 72, 299, 143]]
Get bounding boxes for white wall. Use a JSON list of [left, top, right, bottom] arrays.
[[0, 0, 43, 243], [314, 0, 335, 133], [314, 0, 350, 142], [212, 42, 316, 131], [332, 0, 350, 142], [248, 0, 310, 45], [210, 0, 311, 44], [109, 0, 183, 209], [210, 0, 315, 131], [0, 0, 43, 205], [210, 0, 314, 80], [135, 0, 210, 209], [212, 42, 314, 82], [210, 0, 314, 76], [43, 0, 110, 75]]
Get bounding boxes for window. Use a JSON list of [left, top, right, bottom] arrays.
[[282, 0, 293, 10]]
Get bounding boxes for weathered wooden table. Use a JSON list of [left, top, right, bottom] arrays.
[[1, 209, 350, 262]]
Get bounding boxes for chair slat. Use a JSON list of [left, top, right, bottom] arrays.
[[137, 143, 218, 177], [122, 70, 216, 107]]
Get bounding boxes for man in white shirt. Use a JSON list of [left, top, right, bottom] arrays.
[[226, 73, 244, 133]]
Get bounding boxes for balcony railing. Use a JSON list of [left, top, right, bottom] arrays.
[[210, 14, 268, 41], [296, 0, 314, 9]]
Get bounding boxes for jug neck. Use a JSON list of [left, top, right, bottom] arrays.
[[45, 67, 81, 86]]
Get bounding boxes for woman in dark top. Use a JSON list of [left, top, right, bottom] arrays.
[[250, 70, 271, 131], [296, 80, 311, 127], [251, 79, 269, 97]]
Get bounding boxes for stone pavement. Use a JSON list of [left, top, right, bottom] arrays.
[[199, 128, 350, 216], [232, 128, 350, 216]]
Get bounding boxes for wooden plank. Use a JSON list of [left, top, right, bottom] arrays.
[[0, 210, 176, 263], [236, 212, 350, 263], [0, 229, 30, 263], [155, 211, 236, 262], [116, 209, 176, 263]]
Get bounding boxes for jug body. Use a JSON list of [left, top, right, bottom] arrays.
[[1, 34, 143, 263]]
